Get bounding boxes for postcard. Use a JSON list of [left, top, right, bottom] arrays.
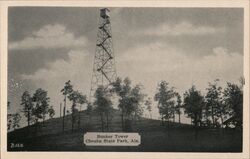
[[1, 1, 249, 159]]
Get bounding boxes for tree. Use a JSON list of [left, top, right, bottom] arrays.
[[111, 77, 145, 131], [7, 101, 10, 108], [239, 76, 245, 90], [154, 81, 175, 125], [183, 86, 204, 139], [32, 88, 50, 126], [145, 98, 152, 119], [48, 106, 55, 119], [41, 100, 50, 124], [7, 101, 12, 131], [223, 82, 243, 128], [203, 101, 212, 127], [78, 94, 87, 112], [68, 90, 81, 132], [86, 102, 93, 124], [175, 93, 182, 123], [77, 93, 87, 129], [7, 116, 12, 131], [12, 113, 21, 130], [205, 79, 225, 128], [61, 80, 73, 131], [129, 84, 145, 123], [94, 86, 113, 131], [111, 77, 131, 131], [21, 91, 33, 127]]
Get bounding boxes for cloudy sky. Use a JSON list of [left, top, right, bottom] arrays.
[[8, 7, 243, 126]]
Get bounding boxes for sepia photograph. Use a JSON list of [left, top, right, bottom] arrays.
[[1, 1, 249, 159]]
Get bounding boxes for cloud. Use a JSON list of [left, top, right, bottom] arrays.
[[9, 24, 88, 50], [117, 43, 243, 96], [133, 21, 225, 37], [21, 49, 92, 93]]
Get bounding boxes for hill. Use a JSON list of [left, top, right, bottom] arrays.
[[8, 108, 242, 152]]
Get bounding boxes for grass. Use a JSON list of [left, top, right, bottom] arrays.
[[7, 109, 242, 152]]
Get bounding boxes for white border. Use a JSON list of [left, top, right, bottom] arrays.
[[1, 1, 249, 159]]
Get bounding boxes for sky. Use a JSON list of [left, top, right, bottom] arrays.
[[8, 7, 243, 127]]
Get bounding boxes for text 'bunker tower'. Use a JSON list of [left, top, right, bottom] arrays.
[[90, 8, 117, 102]]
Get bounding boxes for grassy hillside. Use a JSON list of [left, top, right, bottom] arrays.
[[8, 109, 242, 152]]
